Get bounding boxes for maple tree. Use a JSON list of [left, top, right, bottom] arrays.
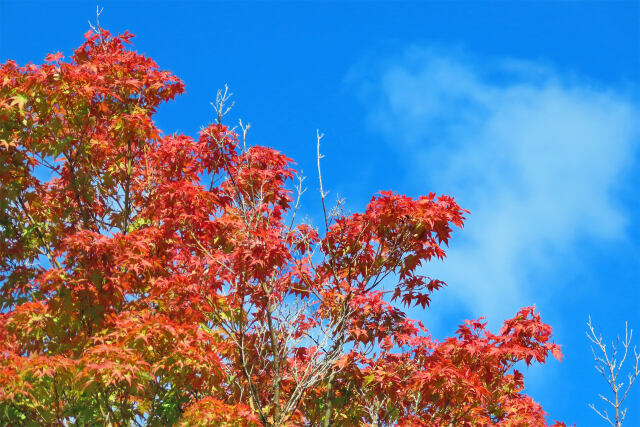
[[0, 29, 566, 426]]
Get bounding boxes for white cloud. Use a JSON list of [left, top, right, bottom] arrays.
[[352, 47, 640, 328]]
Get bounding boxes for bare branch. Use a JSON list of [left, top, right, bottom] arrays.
[[316, 129, 329, 234], [212, 84, 234, 125], [587, 316, 639, 427], [87, 5, 104, 33]]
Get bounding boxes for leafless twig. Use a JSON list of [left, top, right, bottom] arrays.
[[316, 129, 330, 234], [87, 5, 104, 33], [212, 84, 234, 125], [587, 316, 640, 427]]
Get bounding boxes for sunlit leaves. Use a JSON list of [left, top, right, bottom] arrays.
[[0, 27, 564, 426]]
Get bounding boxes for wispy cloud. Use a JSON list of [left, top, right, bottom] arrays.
[[350, 46, 640, 328]]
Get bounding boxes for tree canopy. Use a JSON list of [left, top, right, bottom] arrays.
[[0, 29, 564, 426]]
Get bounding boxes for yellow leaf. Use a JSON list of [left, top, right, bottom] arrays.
[[9, 94, 28, 113]]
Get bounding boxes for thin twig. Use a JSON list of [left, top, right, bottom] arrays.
[[587, 316, 640, 427]]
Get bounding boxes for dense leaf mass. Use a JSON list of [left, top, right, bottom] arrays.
[[0, 29, 565, 426]]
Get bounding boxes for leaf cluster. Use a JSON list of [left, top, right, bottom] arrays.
[[0, 29, 564, 426]]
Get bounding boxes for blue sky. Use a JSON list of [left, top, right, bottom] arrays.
[[1, 1, 639, 424]]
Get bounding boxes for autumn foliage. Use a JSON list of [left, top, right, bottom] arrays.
[[0, 29, 564, 425]]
